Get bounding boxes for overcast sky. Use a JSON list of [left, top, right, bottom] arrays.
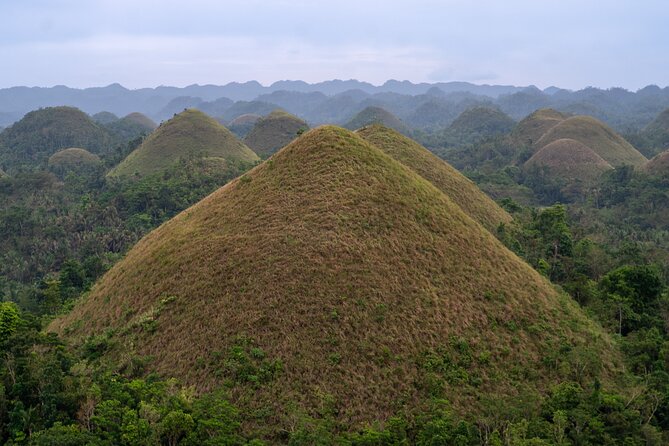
[[1, 0, 667, 90]]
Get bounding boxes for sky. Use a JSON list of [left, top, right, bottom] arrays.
[[1, 0, 668, 90]]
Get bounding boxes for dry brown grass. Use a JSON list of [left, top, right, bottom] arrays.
[[47, 147, 101, 168], [243, 109, 308, 158], [644, 150, 669, 176], [536, 116, 647, 167], [52, 126, 620, 432], [525, 138, 613, 182], [109, 109, 259, 178], [512, 108, 568, 146], [356, 124, 512, 232]]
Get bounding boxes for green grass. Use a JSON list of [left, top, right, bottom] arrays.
[[447, 106, 515, 137], [52, 125, 621, 433], [243, 109, 308, 157], [536, 116, 647, 167], [108, 109, 259, 178]]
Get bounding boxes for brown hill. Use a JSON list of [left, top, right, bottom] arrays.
[[644, 150, 669, 176], [525, 138, 613, 181], [536, 116, 647, 167], [512, 108, 568, 146], [356, 124, 512, 232], [243, 110, 308, 158], [108, 109, 259, 178], [52, 126, 618, 434], [48, 147, 101, 168]]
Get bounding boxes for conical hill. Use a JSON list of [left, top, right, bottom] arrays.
[[344, 106, 409, 134], [108, 109, 259, 178], [512, 108, 568, 146], [243, 109, 308, 157], [536, 115, 647, 167], [356, 124, 512, 231], [524, 138, 613, 181], [644, 150, 669, 176], [52, 126, 618, 432]]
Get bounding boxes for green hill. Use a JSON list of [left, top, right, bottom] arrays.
[[644, 150, 669, 176], [106, 112, 157, 141], [227, 114, 261, 138], [243, 109, 308, 157], [512, 108, 568, 146], [536, 116, 647, 167], [52, 126, 619, 435], [48, 147, 101, 168], [524, 138, 613, 182], [92, 111, 120, 124], [356, 124, 512, 232], [0, 106, 113, 172], [344, 106, 409, 134], [447, 106, 515, 138], [641, 109, 669, 153], [108, 109, 259, 178]]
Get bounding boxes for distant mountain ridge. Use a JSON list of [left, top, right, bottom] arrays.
[[1, 81, 669, 132]]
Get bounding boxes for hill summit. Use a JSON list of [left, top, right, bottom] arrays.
[[447, 106, 515, 138], [0, 106, 112, 172], [53, 126, 617, 434], [536, 115, 647, 167], [344, 106, 409, 134], [356, 124, 512, 231], [108, 109, 259, 178], [243, 109, 308, 157], [644, 150, 669, 176], [524, 138, 613, 182], [512, 108, 568, 146]]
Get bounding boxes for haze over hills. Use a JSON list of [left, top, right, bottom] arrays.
[[344, 106, 409, 134], [51, 125, 619, 434], [1, 81, 669, 133], [108, 109, 259, 178]]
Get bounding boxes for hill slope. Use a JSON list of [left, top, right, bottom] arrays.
[[108, 109, 259, 178], [106, 112, 157, 141], [525, 138, 613, 181], [536, 116, 647, 167], [641, 108, 669, 152], [344, 106, 409, 134], [0, 106, 113, 171], [447, 106, 515, 138], [48, 147, 101, 168], [644, 150, 669, 176], [53, 126, 618, 433], [512, 108, 568, 146], [243, 110, 308, 157], [356, 124, 512, 231]]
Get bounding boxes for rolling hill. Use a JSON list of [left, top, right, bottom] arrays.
[[48, 147, 101, 169], [535, 115, 647, 167], [52, 126, 618, 435], [641, 108, 669, 152], [447, 106, 515, 138], [512, 108, 568, 146], [243, 109, 308, 157], [344, 106, 409, 134], [0, 106, 113, 172], [105, 112, 157, 141], [356, 124, 512, 231], [644, 150, 669, 176], [524, 138, 613, 182], [227, 114, 262, 138], [108, 109, 259, 178]]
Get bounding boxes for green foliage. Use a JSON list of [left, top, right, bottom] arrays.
[[0, 301, 20, 342]]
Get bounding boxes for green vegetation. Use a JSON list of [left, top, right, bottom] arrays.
[[243, 109, 308, 157], [344, 106, 410, 134], [109, 109, 259, 178], [105, 112, 157, 142], [512, 108, 568, 147], [446, 106, 515, 143], [0, 106, 114, 172], [227, 114, 262, 138], [54, 126, 620, 437]]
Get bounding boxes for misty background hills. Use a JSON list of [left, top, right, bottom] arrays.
[[1, 80, 669, 133]]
